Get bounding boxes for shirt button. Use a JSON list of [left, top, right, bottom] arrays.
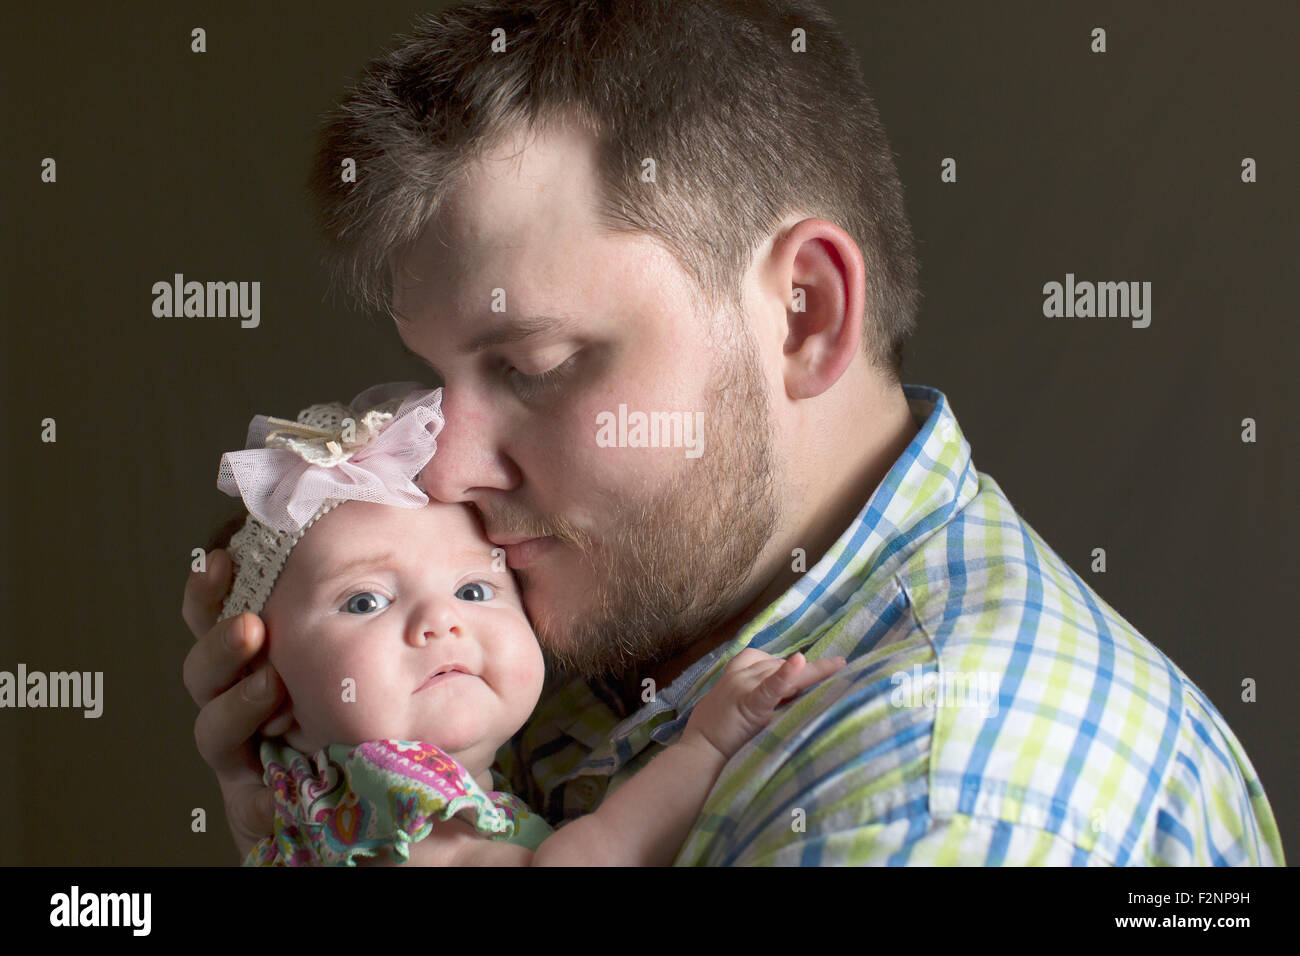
[[572, 778, 602, 809]]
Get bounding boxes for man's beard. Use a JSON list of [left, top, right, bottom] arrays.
[[513, 315, 780, 680]]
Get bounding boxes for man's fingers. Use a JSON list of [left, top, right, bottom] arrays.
[[182, 612, 266, 707], [181, 545, 279, 862], [222, 778, 277, 861], [193, 663, 285, 776], [182, 548, 232, 639], [260, 703, 295, 738]]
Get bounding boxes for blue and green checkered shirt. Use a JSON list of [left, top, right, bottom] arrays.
[[492, 385, 1284, 865]]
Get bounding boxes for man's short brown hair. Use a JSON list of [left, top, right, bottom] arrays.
[[309, 0, 920, 384]]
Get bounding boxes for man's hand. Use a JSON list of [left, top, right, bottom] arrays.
[[682, 649, 847, 760], [181, 548, 287, 860]]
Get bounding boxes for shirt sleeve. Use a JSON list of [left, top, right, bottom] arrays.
[[674, 670, 944, 866], [1135, 689, 1285, 866], [677, 675, 1284, 866]]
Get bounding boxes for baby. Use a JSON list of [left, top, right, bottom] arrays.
[[214, 382, 844, 866]]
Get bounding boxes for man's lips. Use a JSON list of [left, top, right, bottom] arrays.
[[485, 528, 562, 570], [499, 536, 557, 570]]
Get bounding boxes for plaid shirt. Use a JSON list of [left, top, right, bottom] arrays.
[[493, 385, 1284, 865]]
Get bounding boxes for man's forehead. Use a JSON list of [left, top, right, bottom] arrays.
[[428, 123, 599, 251], [392, 123, 604, 302], [391, 208, 584, 328]]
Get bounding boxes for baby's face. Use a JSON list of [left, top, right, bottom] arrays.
[[262, 499, 545, 774]]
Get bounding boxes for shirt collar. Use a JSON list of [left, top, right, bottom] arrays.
[[664, 383, 981, 692], [557, 383, 981, 748]]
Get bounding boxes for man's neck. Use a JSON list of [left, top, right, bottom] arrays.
[[629, 383, 920, 711]]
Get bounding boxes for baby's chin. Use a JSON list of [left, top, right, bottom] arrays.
[[281, 718, 374, 753], [286, 722, 511, 764]]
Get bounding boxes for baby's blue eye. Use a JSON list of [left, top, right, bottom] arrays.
[[456, 582, 495, 602], [342, 592, 391, 614]]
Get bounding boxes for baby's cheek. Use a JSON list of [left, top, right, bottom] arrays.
[[286, 655, 372, 746], [324, 676, 391, 743], [503, 638, 546, 704]]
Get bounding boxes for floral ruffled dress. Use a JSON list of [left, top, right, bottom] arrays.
[[244, 738, 553, 866]]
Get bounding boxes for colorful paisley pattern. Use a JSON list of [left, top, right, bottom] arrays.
[[245, 739, 553, 866]]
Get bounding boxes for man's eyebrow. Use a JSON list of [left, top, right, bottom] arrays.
[[400, 340, 442, 378], [398, 314, 577, 378], [460, 313, 579, 353]]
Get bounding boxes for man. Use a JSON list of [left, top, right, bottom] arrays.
[[183, 0, 1282, 864]]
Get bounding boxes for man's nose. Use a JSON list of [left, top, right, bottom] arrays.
[[421, 387, 519, 504]]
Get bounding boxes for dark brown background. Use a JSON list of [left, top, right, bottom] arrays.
[[2, 0, 1295, 865]]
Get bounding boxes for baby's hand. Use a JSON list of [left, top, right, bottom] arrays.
[[682, 649, 847, 759]]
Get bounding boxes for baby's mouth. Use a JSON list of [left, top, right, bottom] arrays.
[[414, 664, 474, 694]]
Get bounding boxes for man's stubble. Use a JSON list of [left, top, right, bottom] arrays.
[[518, 311, 781, 680]]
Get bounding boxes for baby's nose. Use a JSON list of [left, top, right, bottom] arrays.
[[407, 602, 463, 645]]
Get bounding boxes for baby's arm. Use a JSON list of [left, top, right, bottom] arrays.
[[452, 649, 846, 866]]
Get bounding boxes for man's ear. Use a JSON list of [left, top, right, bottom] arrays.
[[771, 218, 865, 400]]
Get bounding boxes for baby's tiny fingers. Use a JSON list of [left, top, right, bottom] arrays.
[[751, 653, 806, 701], [725, 647, 778, 675], [807, 656, 848, 679], [775, 652, 807, 680], [777, 656, 848, 695]]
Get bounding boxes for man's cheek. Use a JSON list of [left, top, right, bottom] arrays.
[[517, 575, 576, 642], [516, 572, 552, 620]]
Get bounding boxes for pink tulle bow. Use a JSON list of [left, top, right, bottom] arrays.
[[217, 383, 444, 533]]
